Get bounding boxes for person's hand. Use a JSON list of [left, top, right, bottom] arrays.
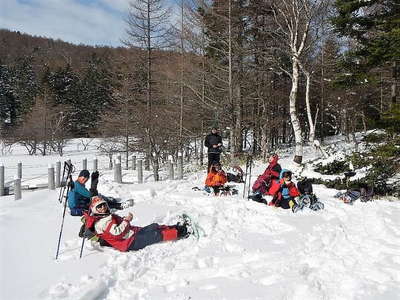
[[213, 144, 218, 148], [91, 171, 99, 181], [124, 212, 133, 222], [217, 143, 222, 147]]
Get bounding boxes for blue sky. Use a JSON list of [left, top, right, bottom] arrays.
[[0, 0, 135, 47]]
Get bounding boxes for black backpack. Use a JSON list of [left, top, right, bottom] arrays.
[[297, 178, 313, 195]]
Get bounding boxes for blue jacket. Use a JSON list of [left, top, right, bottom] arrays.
[[67, 181, 91, 216]]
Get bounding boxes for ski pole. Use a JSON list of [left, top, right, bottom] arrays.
[[247, 156, 253, 198], [55, 174, 73, 260], [79, 237, 85, 259], [243, 156, 250, 198], [57, 162, 67, 203]]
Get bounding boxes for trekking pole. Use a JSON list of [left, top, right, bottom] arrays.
[[242, 157, 248, 198], [246, 156, 253, 199], [79, 237, 85, 259], [57, 162, 67, 203], [55, 174, 73, 260]]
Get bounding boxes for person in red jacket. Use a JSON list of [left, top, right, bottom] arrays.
[[83, 196, 190, 252], [268, 169, 300, 211], [249, 154, 282, 204], [205, 162, 228, 195]]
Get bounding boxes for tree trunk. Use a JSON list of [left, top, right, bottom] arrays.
[[302, 67, 315, 143], [290, 57, 303, 164]]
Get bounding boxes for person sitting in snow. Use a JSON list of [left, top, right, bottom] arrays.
[[204, 162, 233, 195], [81, 196, 190, 252], [268, 169, 301, 212], [67, 170, 131, 216], [249, 154, 282, 203]]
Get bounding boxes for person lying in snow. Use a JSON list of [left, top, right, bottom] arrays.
[[67, 169, 132, 216], [248, 153, 282, 202], [268, 169, 301, 211], [80, 196, 190, 252]]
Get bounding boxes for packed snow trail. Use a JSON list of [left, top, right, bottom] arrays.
[[1, 149, 400, 299]]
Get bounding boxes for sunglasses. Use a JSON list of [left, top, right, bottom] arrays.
[[97, 203, 107, 209]]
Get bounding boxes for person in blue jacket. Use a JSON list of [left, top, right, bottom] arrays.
[[67, 170, 130, 216]]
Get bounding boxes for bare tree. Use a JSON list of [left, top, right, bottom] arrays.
[[271, 0, 326, 163], [124, 0, 172, 180]]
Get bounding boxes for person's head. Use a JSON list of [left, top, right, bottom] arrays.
[[77, 169, 90, 185], [210, 162, 222, 172], [281, 170, 292, 182], [90, 196, 110, 216], [211, 127, 218, 134], [268, 153, 279, 164]]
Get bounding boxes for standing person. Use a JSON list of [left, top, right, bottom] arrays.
[[204, 127, 223, 171], [82, 196, 190, 252]]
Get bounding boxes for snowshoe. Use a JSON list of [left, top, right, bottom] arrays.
[[310, 201, 324, 210], [179, 214, 203, 240], [290, 201, 302, 213], [121, 199, 135, 209], [340, 190, 361, 204]]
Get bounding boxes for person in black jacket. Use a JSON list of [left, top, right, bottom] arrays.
[[204, 127, 223, 171]]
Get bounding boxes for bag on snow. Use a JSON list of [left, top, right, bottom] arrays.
[[297, 178, 313, 195]]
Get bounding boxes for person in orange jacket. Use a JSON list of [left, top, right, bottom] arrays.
[[205, 162, 228, 195], [268, 169, 300, 211]]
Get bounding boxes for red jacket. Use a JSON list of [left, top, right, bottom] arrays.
[[84, 213, 141, 252], [262, 156, 282, 180], [269, 178, 300, 206]]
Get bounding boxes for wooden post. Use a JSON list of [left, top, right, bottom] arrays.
[[93, 157, 98, 172], [169, 161, 174, 180], [137, 160, 143, 184], [48, 164, 55, 190], [0, 164, 4, 196], [108, 153, 113, 170], [114, 159, 122, 183], [17, 162, 22, 179], [82, 158, 87, 170], [178, 152, 183, 180], [56, 161, 61, 188], [132, 155, 137, 170], [145, 156, 150, 171], [14, 178, 21, 200]]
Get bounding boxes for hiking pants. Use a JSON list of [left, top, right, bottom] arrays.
[[128, 223, 163, 251], [207, 153, 221, 171]]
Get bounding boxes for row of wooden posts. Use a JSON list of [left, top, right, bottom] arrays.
[[0, 154, 184, 200]]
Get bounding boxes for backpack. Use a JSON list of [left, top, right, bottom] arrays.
[[297, 178, 313, 195], [252, 174, 272, 194], [227, 166, 244, 183]]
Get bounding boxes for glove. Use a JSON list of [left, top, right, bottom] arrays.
[[91, 171, 99, 181], [90, 171, 99, 192], [68, 180, 75, 189]]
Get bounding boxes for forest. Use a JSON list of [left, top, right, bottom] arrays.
[[0, 0, 399, 180]]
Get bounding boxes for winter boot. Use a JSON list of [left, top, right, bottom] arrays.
[[289, 198, 302, 213]]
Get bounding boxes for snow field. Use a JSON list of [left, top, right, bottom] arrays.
[[1, 136, 400, 300]]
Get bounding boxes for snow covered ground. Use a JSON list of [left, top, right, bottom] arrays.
[[1, 137, 400, 300]]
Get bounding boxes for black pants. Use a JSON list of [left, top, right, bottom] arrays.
[[207, 152, 221, 171], [128, 223, 163, 251]]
